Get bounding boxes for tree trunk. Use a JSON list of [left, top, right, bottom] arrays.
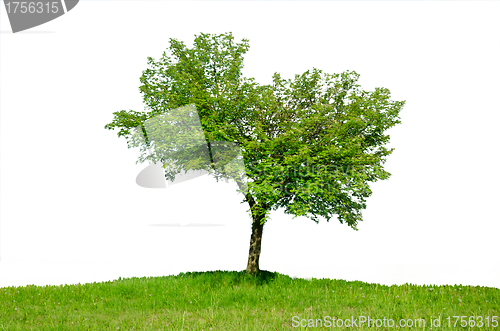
[[238, 179, 268, 275], [246, 211, 265, 274]]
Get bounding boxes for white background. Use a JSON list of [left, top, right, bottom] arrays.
[[1, 1, 499, 289]]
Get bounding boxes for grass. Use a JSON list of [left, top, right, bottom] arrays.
[[0, 270, 498, 330]]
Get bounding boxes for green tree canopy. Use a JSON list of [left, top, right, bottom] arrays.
[[104, 32, 405, 274]]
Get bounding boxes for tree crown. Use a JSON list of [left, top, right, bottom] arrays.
[[104, 32, 405, 230]]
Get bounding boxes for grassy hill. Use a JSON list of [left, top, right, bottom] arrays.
[[0, 270, 498, 330]]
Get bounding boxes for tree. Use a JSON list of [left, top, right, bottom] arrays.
[[104, 32, 405, 275]]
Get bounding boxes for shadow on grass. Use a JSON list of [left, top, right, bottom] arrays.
[[178, 269, 283, 286]]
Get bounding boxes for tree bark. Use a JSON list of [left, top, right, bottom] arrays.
[[246, 211, 265, 274], [237, 177, 267, 275]]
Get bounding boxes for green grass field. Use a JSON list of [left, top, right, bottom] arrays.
[[0, 270, 498, 330]]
